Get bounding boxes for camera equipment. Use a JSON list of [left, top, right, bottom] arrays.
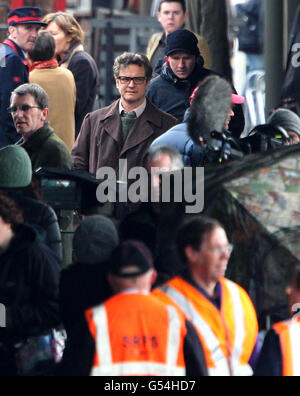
[[35, 167, 129, 218], [35, 167, 101, 212], [202, 130, 244, 165], [240, 124, 290, 154]]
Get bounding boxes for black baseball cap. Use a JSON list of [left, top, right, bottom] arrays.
[[109, 240, 154, 278]]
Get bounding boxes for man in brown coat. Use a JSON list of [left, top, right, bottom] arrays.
[[71, 52, 177, 177]]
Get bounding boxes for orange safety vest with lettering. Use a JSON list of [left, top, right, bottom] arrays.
[[273, 317, 300, 376], [152, 277, 258, 376], [85, 292, 187, 376]]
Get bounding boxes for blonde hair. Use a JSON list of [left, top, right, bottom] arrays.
[[42, 12, 84, 44]]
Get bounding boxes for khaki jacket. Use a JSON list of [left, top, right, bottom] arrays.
[[30, 67, 76, 151]]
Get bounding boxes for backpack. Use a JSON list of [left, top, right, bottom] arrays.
[[236, 0, 264, 54]]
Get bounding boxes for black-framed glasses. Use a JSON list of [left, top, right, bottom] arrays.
[[117, 76, 147, 85], [7, 105, 42, 114]]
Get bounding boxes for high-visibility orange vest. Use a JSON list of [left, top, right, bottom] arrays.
[[273, 317, 300, 376], [85, 292, 187, 376], [152, 277, 258, 376]]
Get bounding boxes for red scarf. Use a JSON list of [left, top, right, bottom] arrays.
[[29, 59, 59, 72]]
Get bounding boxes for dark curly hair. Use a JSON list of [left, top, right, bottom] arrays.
[[0, 192, 24, 232]]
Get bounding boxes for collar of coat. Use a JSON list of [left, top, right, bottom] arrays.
[[59, 42, 84, 69], [161, 61, 207, 88], [96, 99, 168, 155], [21, 124, 54, 153], [99, 99, 163, 127]]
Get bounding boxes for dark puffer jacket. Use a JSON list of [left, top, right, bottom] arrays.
[[147, 62, 245, 138]]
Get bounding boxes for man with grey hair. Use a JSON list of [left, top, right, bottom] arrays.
[[72, 52, 177, 177], [144, 144, 184, 202], [119, 145, 185, 281], [0, 6, 47, 148], [10, 83, 72, 170]]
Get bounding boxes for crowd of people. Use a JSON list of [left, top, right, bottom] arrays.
[[0, 0, 300, 377]]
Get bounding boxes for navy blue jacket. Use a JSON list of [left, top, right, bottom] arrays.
[[0, 39, 29, 148], [147, 62, 210, 122], [59, 44, 99, 137], [147, 62, 245, 138]]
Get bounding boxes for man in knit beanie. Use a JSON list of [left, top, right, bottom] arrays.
[[147, 29, 245, 138], [0, 145, 32, 188], [0, 145, 62, 259], [268, 108, 300, 145]]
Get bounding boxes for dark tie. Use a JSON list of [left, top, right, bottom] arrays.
[[121, 110, 137, 119]]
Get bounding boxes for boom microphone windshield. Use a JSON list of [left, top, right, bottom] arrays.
[[188, 76, 232, 145]]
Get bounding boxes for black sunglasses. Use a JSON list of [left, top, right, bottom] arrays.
[[7, 105, 42, 113]]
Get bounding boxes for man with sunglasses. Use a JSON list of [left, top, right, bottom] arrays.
[[0, 7, 47, 148], [10, 83, 72, 171], [72, 52, 177, 178], [153, 216, 260, 376]]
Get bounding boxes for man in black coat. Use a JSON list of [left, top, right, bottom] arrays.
[[0, 7, 47, 148], [147, 29, 245, 138]]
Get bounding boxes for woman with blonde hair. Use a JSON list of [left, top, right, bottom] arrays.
[[43, 12, 99, 137]]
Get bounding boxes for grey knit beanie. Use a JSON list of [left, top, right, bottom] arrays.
[[73, 215, 119, 265], [0, 145, 32, 188], [268, 109, 300, 137]]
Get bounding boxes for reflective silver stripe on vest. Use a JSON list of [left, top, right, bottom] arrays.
[[224, 280, 253, 376], [288, 320, 300, 376], [92, 362, 185, 376], [159, 285, 231, 376], [166, 305, 181, 367], [94, 305, 112, 366], [90, 302, 185, 376]]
